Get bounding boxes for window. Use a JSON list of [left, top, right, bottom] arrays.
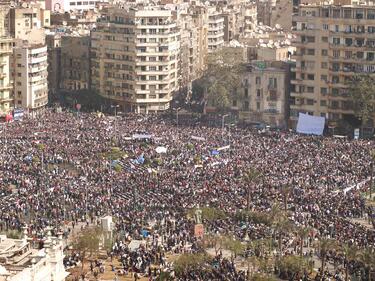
[[244, 101, 249, 110], [244, 88, 248, 98], [321, 88, 327, 94], [149, 76, 156, 81], [333, 38, 340, 45], [307, 49, 315, 55], [307, 74, 315, 80], [256, 102, 260, 110], [323, 24, 329, 30], [307, 86, 314, 93], [321, 62, 328, 69], [321, 75, 328, 81], [321, 36, 328, 42], [17, 73, 21, 77], [256, 76, 261, 84], [307, 99, 314, 105], [321, 49, 328, 56], [320, 100, 327, 106], [257, 89, 261, 97]]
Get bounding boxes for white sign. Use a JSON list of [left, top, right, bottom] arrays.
[[296, 113, 325, 135]]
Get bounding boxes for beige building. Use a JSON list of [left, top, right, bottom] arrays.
[[60, 34, 90, 91], [239, 61, 291, 127], [178, 5, 208, 91], [0, 38, 14, 116], [9, 3, 50, 41], [291, 3, 375, 127], [207, 7, 224, 53], [91, 6, 180, 113], [13, 44, 48, 112]]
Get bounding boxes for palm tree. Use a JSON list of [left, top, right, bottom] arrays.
[[341, 244, 359, 281], [243, 168, 262, 211], [280, 184, 292, 212], [273, 213, 294, 254], [359, 248, 375, 281], [314, 238, 337, 281], [297, 226, 311, 256]]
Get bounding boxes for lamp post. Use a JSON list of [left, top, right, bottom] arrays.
[[111, 105, 120, 143], [174, 107, 181, 127], [222, 114, 229, 141]]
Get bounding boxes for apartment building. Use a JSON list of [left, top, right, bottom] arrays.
[[207, 7, 224, 53], [13, 44, 49, 111], [240, 61, 291, 127], [178, 5, 208, 90], [46, 32, 61, 97], [0, 5, 10, 37], [0, 38, 14, 116], [9, 3, 50, 40], [91, 6, 180, 113], [291, 3, 375, 127], [60, 34, 90, 91]]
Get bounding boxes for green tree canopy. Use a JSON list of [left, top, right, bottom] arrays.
[[348, 74, 375, 127]]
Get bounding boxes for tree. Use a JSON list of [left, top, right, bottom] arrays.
[[174, 253, 211, 277], [274, 217, 294, 254], [223, 236, 245, 261], [243, 168, 262, 211], [296, 226, 311, 256], [359, 248, 375, 281], [72, 227, 102, 271], [280, 185, 292, 212], [199, 47, 246, 112], [341, 244, 359, 281], [314, 239, 337, 281], [277, 255, 312, 280], [348, 74, 375, 130]]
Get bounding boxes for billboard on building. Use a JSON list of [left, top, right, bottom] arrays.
[[13, 108, 24, 121]]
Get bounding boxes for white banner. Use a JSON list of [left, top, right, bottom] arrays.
[[296, 113, 325, 135]]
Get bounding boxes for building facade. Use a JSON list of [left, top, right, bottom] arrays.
[[60, 34, 90, 91], [91, 6, 180, 113], [46, 33, 61, 99], [13, 44, 48, 112], [9, 3, 50, 40], [240, 61, 291, 127], [291, 3, 375, 127], [0, 229, 69, 281], [207, 7, 224, 53], [0, 38, 14, 116]]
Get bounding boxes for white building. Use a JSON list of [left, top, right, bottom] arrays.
[[0, 228, 69, 281], [45, 0, 109, 12], [207, 7, 224, 53], [0, 37, 14, 117], [13, 44, 48, 112], [91, 6, 180, 113]]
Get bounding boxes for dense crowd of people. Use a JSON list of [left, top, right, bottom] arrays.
[[0, 109, 374, 280]]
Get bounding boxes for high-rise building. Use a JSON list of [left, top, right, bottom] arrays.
[[13, 44, 49, 112], [178, 5, 208, 92], [207, 7, 224, 53], [91, 6, 180, 113], [0, 38, 14, 116], [291, 3, 375, 128]]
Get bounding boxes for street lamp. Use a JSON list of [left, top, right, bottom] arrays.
[[222, 114, 229, 141], [173, 107, 181, 127], [111, 105, 120, 143]]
